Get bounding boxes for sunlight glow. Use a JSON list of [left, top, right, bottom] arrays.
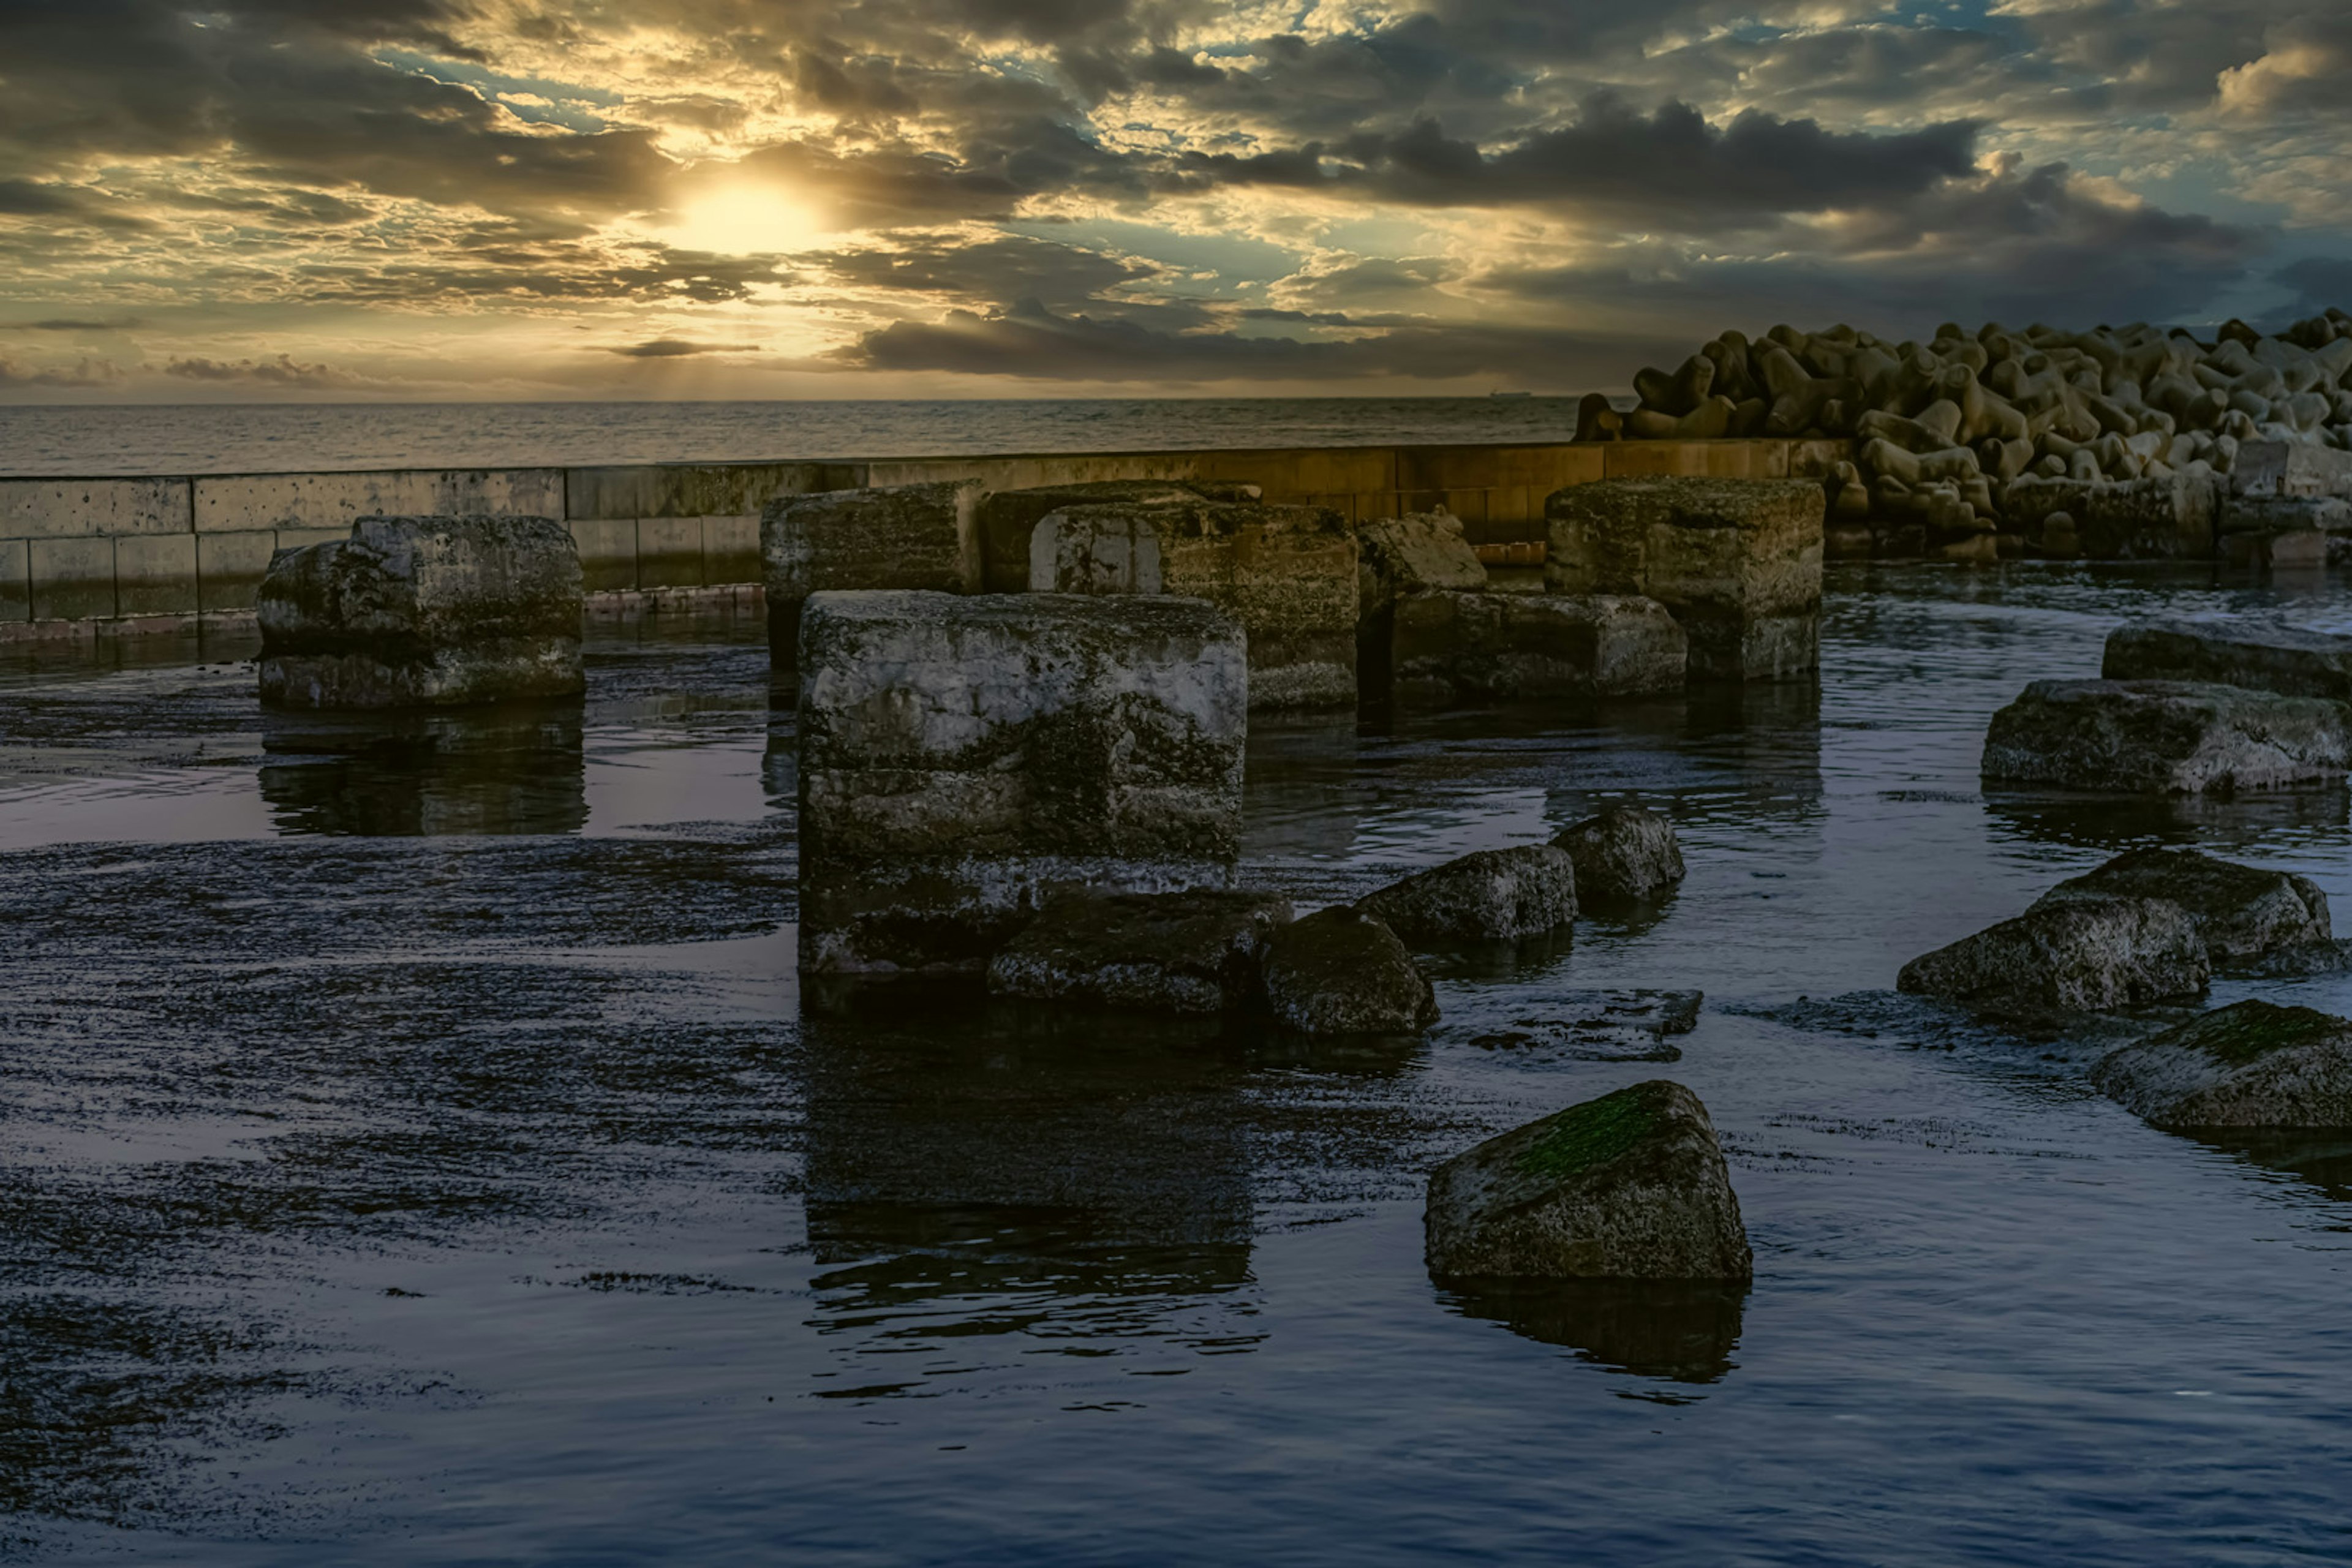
[[666, 184, 825, 255]]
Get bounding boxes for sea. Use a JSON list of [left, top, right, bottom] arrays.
[[0, 398, 1589, 476]]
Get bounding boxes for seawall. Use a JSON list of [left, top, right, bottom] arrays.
[[0, 437, 1838, 643]]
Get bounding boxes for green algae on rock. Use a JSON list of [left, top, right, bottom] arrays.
[[2092, 1000, 2352, 1129]]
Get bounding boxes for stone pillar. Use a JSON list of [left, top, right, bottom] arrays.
[[797, 590, 1248, 976], [1545, 478, 1823, 680], [257, 513, 584, 709], [761, 481, 981, 662], [1390, 590, 1686, 704]]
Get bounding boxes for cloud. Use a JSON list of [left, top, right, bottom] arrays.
[[9, 316, 145, 332], [0, 353, 127, 388], [164, 353, 374, 388], [2274, 257, 2352, 318], [603, 338, 761, 357]]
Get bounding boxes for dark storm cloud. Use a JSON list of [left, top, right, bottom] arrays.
[[604, 338, 760, 357], [9, 316, 145, 332], [164, 353, 371, 387], [0, 178, 156, 230], [839, 296, 1679, 385], [812, 235, 1156, 309], [1166, 97, 1981, 230], [2275, 258, 2352, 319]]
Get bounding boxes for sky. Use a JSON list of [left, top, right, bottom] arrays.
[[1, 0, 2348, 402]]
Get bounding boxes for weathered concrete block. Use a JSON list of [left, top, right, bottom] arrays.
[[703, 514, 760, 584], [1161, 501, 1358, 710], [1545, 477, 1823, 680], [2032, 848, 2329, 968], [2103, 619, 2352, 703], [196, 469, 562, 532], [565, 463, 837, 521], [2092, 1000, 2352, 1129], [1898, 895, 2211, 1013], [1029, 504, 1164, 594], [566, 518, 639, 593], [1390, 590, 1686, 705], [1357, 509, 1487, 681], [2001, 474, 2220, 560], [635, 516, 704, 589], [113, 533, 199, 617], [1425, 1080, 1752, 1281], [28, 535, 115, 622], [762, 482, 981, 660], [1355, 843, 1578, 942], [1983, 679, 2352, 793], [2222, 529, 2327, 570], [797, 590, 1248, 976], [257, 514, 585, 709], [0, 477, 188, 538], [2233, 440, 2352, 500], [974, 479, 1264, 594], [984, 888, 1292, 1012]]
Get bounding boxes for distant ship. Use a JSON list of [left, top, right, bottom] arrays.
[[1487, 388, 1533, 400]]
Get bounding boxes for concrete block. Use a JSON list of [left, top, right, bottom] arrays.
[[703, 514, 761, 585], [797, 590, 1248, 975], [1030, 506, 1164, 594], [976, 480, 1241, 594], [113, 533, 200, 617], [0, 477, 189, 538], [0, 539, 28, 621], [1545, 477, 1825, 681], [566, 518, 639, 592], [635, 517, 706, 589], [274, 527, 347, 557], [2222, 530, 2327, 570], [1390, 590, 1687, 704], [195, 469, 564, 532], [29, 535, 116, 621], [764, 482, 981, 657], [196, 530, 277, 613], [2233, 440, 2352, 500], [1160, 502, 1359, 710], [258, 514, 585, 709]]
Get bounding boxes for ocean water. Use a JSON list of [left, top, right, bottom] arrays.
[[5, 565, 2352, 1563], [0, 398, 1588, 477]]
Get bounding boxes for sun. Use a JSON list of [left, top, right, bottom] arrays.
[[666, 184, 826, 255]]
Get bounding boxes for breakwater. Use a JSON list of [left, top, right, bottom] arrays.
[[0, 436, 1826, 641]]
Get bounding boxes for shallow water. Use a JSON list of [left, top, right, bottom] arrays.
[[6, 565, 2352, 1564]]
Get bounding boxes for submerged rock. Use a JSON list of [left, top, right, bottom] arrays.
[[2031, 848, 2330, 967], [2101, 619, 2352, 703], [1424, 1080, 1752, 1280], [2091, 1000, 2352, 1128], [1354, 844, 1578, 943], [1982, 679, 2352, 794], [1553, 805, 1687, 903], [1468, 989, 1703, 1061], [1261, 907, 1439, 1035], [1896, 895, 2210, 1012], [257, 514, 584, 709], [985, 888, 1292, 1014]]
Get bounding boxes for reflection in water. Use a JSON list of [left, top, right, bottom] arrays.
[[1441, 1278, 1749, 1393], [258, 704, 587, 835], [1985, 787, 2350, 859], [796, 996, 1264, 1393], [2194, 1131, 2352, 1204]]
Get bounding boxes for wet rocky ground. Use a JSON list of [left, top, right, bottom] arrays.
[[6, 568, 2352, 1564]]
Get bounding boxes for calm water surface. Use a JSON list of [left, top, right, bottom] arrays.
[[5, 565, 2352, 1564]]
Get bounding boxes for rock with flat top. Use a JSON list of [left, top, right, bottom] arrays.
[[1553, 805, 1686, 903], [1261, 907, 1438, 1035], [1390, 591, 1686, 704], [1896, 894, 2209, 1012], [1425, 1080, 1752, 1280], [1545, 477, 1823, 680], [258, 513, 584, 709], [2091, 1000, 2352, 1128], [797, 590, 1247, 975], [2101, 619, 2352, 703], [1982, 679, 2352, 793], [1355, 844, 1578, 942], [985, 888, 1292, 1013], [974, 478, 1261, 594], [2031, 848, 2330, 967]]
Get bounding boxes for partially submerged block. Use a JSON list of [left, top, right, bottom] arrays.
[[1357, 509, 1489, 685], [1425, 1080, 1752, 1281], [976, 479, 1259, 594], [1354, 843, 1578, 943], [257, 514, 584, 709], [797, 590, 1248, 975], [984, 888, 1292, 1013], [1983, 679, 2352, 793], [1544, 477, 1823, 681], [1553, 805, 1686, 903], [2032, 848, 2330, 967], [761, 481, 981, 660], [1390, 590, 1686, 705], [2103, 619, 2352, 703], [2092, 1000, 2352, 1129], [1259, 906, 1438, 1035], [1896, 895, 2210, 1013], [1164, 500, 1359, 710]]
